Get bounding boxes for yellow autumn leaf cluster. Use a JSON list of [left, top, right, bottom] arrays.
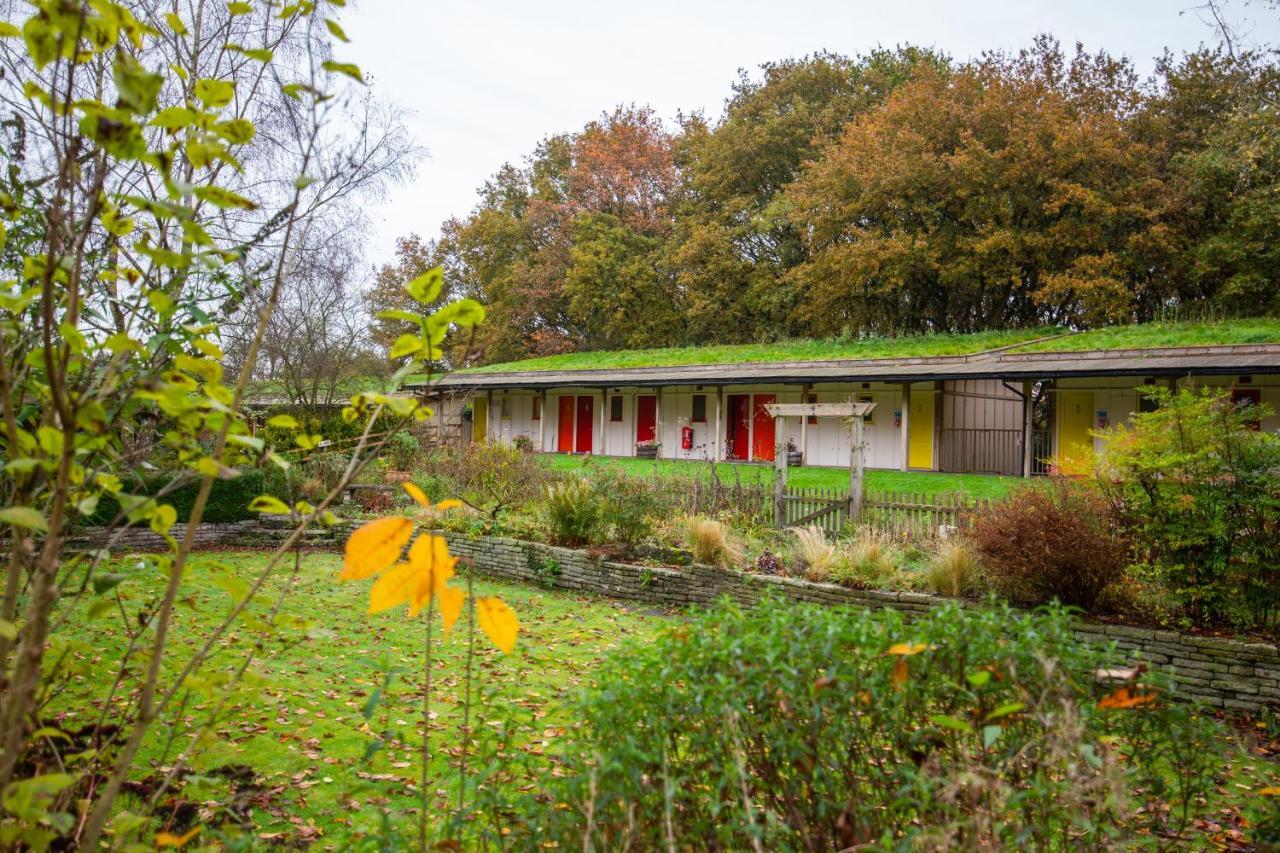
[[340, 487, 520, 653]]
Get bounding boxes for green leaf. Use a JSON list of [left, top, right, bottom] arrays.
[[215, 118, 255, 144], [193, 185, 258, 210], [0, 22, 21, 38], [389, 334, 423, 359], [227, 1, 253, 14], [266, 414, 299, 429], [164, 12, 188, 35], [0, 507, 48, 533], [984, 702, 1026, 722], [150, 504, 177, 534], [322, 60, 364, 83], [324, 19, 349, 42], [928, 714, 973, 734], [92, 573, 128, 595], [404, 267, 444, 304], [982, 724, 1002, 748], [0, 619, 16, 641], [247, 495, 290, 515], [194, 78, 236, 108]]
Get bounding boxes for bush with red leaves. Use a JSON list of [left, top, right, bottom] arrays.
[[969, 478, 1128, 610]]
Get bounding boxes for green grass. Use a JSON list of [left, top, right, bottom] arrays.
[[539, 453, 1018, 499], [460, 328, 1060, 374], [1012, 317, 1280, 353], [51, 551, 662, 848]]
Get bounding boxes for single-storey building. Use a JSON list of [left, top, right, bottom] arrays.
[[420, 327, 1280, 477]]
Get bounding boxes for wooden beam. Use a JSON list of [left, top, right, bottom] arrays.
[[899, 382, 910, 472], [774, 414, 787, 528], [714, 387, 724, 461], [538, 389, 547, 452], [765, 401, 875, 419], [599, 391, 607, 455], [654, 388, 662, 458], [799, 383, 810, 465], [485, 389, 493, 445]]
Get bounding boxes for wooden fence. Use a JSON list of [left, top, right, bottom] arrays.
[[779, 487, 993, 537]]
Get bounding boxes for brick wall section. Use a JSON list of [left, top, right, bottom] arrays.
[[442, 532, 1280, 712], [68, 523, 1280, 710]]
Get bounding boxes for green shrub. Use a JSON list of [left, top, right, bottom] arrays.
[[969, 478, 1128, 610], [541, 479, 603, 547], [506, 598, 1220, 849], [587, 469, 660, 551], [1097, 385, 1280, 628], [383, 430, 421, 470], [82, 469, 269, 526]]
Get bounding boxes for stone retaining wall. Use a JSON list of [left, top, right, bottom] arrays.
[[69, 519, 269, 550], [443, 532, 1280, 712]]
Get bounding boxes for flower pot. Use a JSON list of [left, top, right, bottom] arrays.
[[787, 450, 803, 467], [635, 445, 659, 459]]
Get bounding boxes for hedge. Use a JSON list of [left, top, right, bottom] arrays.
[[82, 469, 268, 526]]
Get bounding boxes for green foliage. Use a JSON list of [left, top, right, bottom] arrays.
[[83, 470, 269, 526], [513, 598, 1222, 848], [1098, 386, 1280, 628], [540, 479, 603, 547], [969, 479, 1129, 610], [587, 468, 660, 550]]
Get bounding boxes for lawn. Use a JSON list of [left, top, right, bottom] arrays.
[[1012, 317, 1280, 353], [539, 453, 1019, 499], [51, 551, 663, 848]]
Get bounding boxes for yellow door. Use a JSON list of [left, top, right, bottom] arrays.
[[908, 389, 934, 469], [1056, 391, 1093, 475], [471, 398, 487, 444]]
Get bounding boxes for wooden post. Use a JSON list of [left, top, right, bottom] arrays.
[[899, 382, 910, 472], [715, 386, 724, 460], [1021, 379, 1034, 478], [850, 412, 865, 523], [435, 391, 444, 447], [538, 389, 547, 451], [484, 389, 493, 444], [654, 388, 662, 458], [599, 390, 608, 455], [799, 383, 810, 465], [774, 414, 787, 528]]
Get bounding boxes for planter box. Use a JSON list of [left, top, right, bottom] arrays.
[[635, 445, 659, 459], [787, 450, 803, 467]]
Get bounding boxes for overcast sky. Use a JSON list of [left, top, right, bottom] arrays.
[[342, 0, 1279, 267]]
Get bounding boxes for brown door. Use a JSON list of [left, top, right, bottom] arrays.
[[557, 396, 575, 452], [752, 394, 776, 461], [576, 396, 595, 452]]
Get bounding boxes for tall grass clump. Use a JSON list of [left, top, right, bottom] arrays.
[[832, 530, 898, 587], [927, 540, 980, 597], [789, 525, 836, 581], [685, 516, 740, 567], [542, 479, 602, 547]]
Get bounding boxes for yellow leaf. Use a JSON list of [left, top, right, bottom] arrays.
[[368, 562, 417, 613], [886, 642, 927, 657], [156, 826, 201, 847], [341, 516, 413, 580], [891, 656, 909, 690], [434, 585, 466, 630], [407, 533, 457, 595], [476, 596, 519, 654], [435, 499, 463, 512], [1260, 787, 1280, 797], [403, 482, 430, 507]]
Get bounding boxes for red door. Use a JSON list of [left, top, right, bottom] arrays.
[[636, 395, 657, 443], [576, 396, 594, 453], [727, 395, 750, 460], [557, 396, 575, 452], [752, 394, 776, 461]]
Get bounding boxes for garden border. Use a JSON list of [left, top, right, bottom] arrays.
[[67, 522, 1280, 710]]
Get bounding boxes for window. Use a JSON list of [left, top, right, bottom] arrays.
[[500, 396, 511, 420], [691, 394, 706, 423], [858, 394, 874, 425], [806, 394, 818, 425], [610, 395, 624, 422], [531, 396, 541, 421]]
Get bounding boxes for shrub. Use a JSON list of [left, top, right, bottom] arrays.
[[970, 479, 1127, 610], [926, 540, 979, 597], [437, 443, 550, 517], [789, 525, 835, 581], [82, 470, 269, 526], [1097, 385, 1280, 628], [509, 598, 1222, 849], [587, 469, 661, 551], [685, 516, 739, 567], [383, 430, 421, 470], [542, 479, 603, 547]]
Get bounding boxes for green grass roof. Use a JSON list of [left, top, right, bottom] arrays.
[[459, 318, 1280, 375]]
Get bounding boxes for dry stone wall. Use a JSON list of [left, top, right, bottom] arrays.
[[66, 522, 1280, 710]]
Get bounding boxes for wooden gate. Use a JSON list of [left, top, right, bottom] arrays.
[[778, 487, 848, 534]]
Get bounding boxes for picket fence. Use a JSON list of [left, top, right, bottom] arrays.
[[779, 487, 993, 536]]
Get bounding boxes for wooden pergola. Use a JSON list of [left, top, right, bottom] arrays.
[[765, 399, 876, 528]]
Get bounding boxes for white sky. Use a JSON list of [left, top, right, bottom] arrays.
[[342, 0, 1279, 266]]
